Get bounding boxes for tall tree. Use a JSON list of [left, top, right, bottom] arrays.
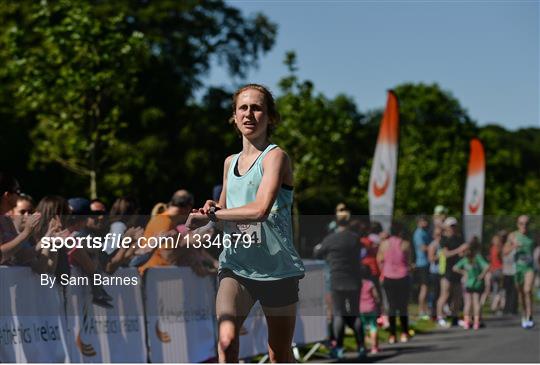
[[391, 83, 477, 215], [3, 1, 149, 198], [274, 52, 366, 212], [0, 0, 276, 204]]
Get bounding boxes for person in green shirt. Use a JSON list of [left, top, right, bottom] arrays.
[[505, 215, 536, 329], [453, 237, 489, 330]]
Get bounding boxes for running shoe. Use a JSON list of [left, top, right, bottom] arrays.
[[473, 322, 480, 330], [357, 347, 367, 360], [388, 335, 396, 344], [521, 317, 528, 329], [370, 347, 380, 355], [437, 318, 450, 328], [419, 314, 431, 321], [463, 321, 470, 330], [458, 319, 466, 328], [400, 333, 409, 343], [330, 347, 345, 359], [443, 304, 451, 316], [524, 319, 535, 329]]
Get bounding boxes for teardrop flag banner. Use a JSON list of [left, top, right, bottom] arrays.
[[368, 91, 399, 232], [463, 138, 485, 243]]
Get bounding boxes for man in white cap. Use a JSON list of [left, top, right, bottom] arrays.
[[432, 205, 448, 232], [436, 216, 468, 327]]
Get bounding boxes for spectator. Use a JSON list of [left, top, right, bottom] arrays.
[[486, 232, 505, 314], [436, 217, 468, 327], [453, 237, 489, 330], [8, 194, 35, 233], [327, 203, 348, 234], [138, 190, 214, 276], [67, 197, 113, 308], [0, 172, 41, 264], [413, 215, 431, 320], [359, 266, 381, 354], [32, 196, 71, 276], [427, 226, 443, 319], [150, 202, 167, 216], [432, 205, 448, 232], [90, 199, 107, 214], [104, 197, 144, 274], [377, 221, 412, 344], [314, 209, 366, 359]]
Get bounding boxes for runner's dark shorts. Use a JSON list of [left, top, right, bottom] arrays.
[[414, 266, 429, 285], [218, 269, 301, 307], [465, 286, 484, 294]]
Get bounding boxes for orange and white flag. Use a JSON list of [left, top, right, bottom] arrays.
[[463, 138, 485, 243], [368, 91, 399, 232]]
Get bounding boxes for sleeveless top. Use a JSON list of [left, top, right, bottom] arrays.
[[219, 144, 305, 280], [514, 231, 534, 266], [502, 248, 516, 275], [382, 236, 409, 279]]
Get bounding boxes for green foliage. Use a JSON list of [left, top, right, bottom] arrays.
[[0, 1, 537, 218], [274, 52, 367, 212], [3, 1, 149, 198], [0, 0, 276, 204], [391, 83, 477, 215]]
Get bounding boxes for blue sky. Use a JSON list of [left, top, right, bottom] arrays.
[[203, 0, 539, 130]]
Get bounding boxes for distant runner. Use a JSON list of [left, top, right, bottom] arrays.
[[507, 215, 536, 329]]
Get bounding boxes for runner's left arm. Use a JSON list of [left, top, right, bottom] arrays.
[[212, 148, 287, 223]]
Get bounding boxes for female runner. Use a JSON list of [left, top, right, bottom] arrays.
[[187, 84, 305, 362]]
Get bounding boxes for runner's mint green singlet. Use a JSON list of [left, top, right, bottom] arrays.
[[219, 144, 305, 280]]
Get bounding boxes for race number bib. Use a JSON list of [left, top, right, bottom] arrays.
[[236, 223, 262, 246]]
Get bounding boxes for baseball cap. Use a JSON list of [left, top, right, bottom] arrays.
[[68, 198, 92, 215], [434, 205, 448, 215], [444, 216, 458, 227]]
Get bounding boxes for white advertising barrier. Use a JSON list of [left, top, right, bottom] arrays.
[[0, 266, 70, 363], [238, 260, 327, 359], [293, 260, 326, 346], [64, 268, 147, 363], [144, 267, 216, 363]]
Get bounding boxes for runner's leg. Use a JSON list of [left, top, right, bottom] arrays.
[[263, 304, 297, 363], [216, 277, 255, 363], [523, 270, 534, 320]]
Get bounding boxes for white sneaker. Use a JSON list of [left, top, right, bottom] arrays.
[[521, 318, 528, 328], [438, 318, 449, 328], [525, 319, 535, 329]]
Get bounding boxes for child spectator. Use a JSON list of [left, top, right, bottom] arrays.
[[453, 237, 489, 330], [359, 267, 381, 354]]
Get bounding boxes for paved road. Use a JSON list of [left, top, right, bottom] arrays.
[[325, 313, 539, 363]]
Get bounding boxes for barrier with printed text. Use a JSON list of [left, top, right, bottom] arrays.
[[144, 267, 217, 363], [0, 267, 70, 362]]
